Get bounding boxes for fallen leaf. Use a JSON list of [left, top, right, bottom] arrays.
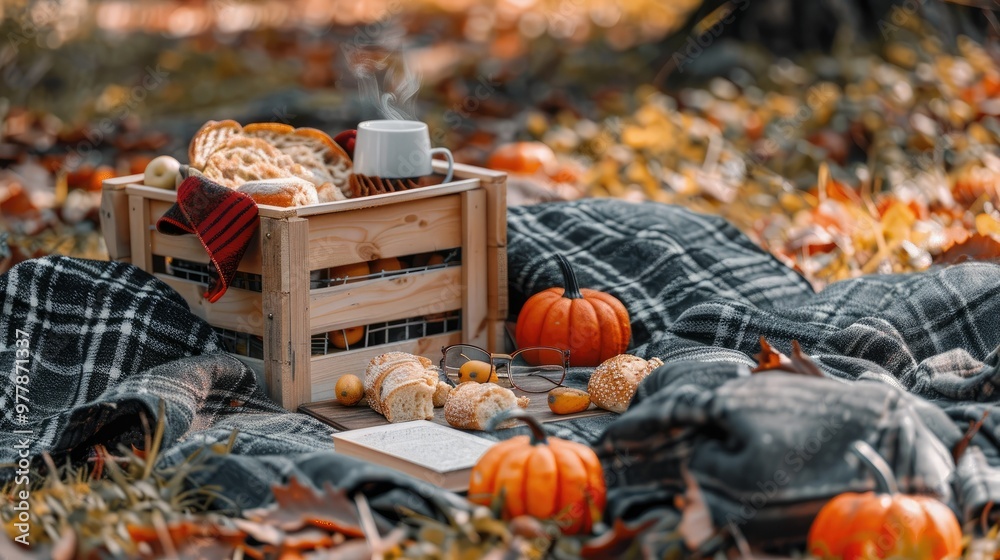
[[244, 478, 364, 538], [953, 410, 990, 464], [752, 338, 824, 377], [789, 340, 825, 377], [678, 466, 715, 550], [936, 233, 1000, 264], [752, 337, 791, 372], [579, 517, 657, 558]]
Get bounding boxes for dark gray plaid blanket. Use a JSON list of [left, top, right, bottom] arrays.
[[4, 198, 1000, 548]]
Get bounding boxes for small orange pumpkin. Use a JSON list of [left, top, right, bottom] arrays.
[[468, 408, 606, 535], [808, 441, 962, 560], [486, 141, 558, 175], [515, 254, 630, 367]]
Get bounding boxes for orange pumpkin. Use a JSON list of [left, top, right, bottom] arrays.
[[469, 408, 606, 535], [808, 441, 962, 560], [515, 254, 630, 367], [486, 141, 557, 175]]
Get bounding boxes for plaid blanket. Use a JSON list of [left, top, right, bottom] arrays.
[[506, 199, 1000, 545], [0, 257, 461, 525], [4, 198, 1000, 548]]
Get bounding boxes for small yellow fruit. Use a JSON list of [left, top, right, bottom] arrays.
[[335, 374, 364, 406], [459, 360, 498, 384], [547, 387, 591, 415]]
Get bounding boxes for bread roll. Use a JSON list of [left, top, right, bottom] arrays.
[[444, 382, 530, 430], [432, 381, 452, 407], [587, 354, 664, 413], [365, 352, 439, 423], [237, 178, 319, 207]]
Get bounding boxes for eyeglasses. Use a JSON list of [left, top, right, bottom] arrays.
[[440, 344, 570, 393]]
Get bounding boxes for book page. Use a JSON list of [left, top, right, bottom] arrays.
[[341, 424, 494, 472]]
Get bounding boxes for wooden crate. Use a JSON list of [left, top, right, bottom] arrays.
[[100, 161, 507, 411]]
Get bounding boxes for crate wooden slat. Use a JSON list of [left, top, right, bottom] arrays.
[[128, 195, 153, 272], [260, 217, 312, 409], [155, 274, 264, 335], [103, 166, 507, 411], [291, 178, 480, 217], [487, 245, 509, 351], [100, 176, 135, 262], [306, 193, 464, 270], [309, 267, 464, 334], [461, 189, 489, 344]]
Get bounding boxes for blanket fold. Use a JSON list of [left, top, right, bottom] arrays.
[[156, 176, 259, 303], [8, 198, 1000, 550], [505, 199, 1000, 544]]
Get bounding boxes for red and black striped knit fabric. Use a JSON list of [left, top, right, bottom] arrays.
[[156, 176, 259, 303]]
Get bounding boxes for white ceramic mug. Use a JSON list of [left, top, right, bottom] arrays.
[[353, 120, 454, 183]]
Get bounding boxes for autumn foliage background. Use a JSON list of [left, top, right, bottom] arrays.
[[0, 0, 996, 290]]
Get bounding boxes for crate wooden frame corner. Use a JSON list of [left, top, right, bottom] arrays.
[[101, 161, 507, 411]]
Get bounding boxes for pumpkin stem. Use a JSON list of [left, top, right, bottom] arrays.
[[554, 254, 584, 299], [485, 408, 549, 445], [850, 441, 899, 495]]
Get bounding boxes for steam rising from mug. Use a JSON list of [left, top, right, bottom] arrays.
[[344, 23, 419, 122]]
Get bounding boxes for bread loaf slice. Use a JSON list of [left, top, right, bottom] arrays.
[[444, 382, 530, 431], [365, 352, 440, 422], [189, 120, 242, 170], [188, 120, 352, 201]]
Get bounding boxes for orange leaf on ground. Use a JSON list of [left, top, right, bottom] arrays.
[[936, 233, 1000, 264], [244, 477, 364, 538], [752, 337, 791, 373], [753, 338, 824, 377], [580, 517, 658, 558], [953, 410, 990, 463]]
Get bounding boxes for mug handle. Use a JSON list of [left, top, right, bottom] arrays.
[[431, 147, 454, 183]]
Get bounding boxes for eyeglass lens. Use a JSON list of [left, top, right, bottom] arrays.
[[442, 344, 492, 376], [442, 345, 565, 392], [510, 348, 565, 392]]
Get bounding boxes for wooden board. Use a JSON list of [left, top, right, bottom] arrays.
[[151, 229, 264, 273], [101, 182, 132, 261], [128, 195, 152, 271], [461, 189, 489, 348], [261, 217, 312, 410], [309, 266, 463, 334], [306, 193, 463, 270], [299, 390, 612, 432], [291, 178, 480, 218], [155, 274, 264, 335]]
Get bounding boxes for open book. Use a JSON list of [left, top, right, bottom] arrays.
[[332, 420, 497, 491]]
